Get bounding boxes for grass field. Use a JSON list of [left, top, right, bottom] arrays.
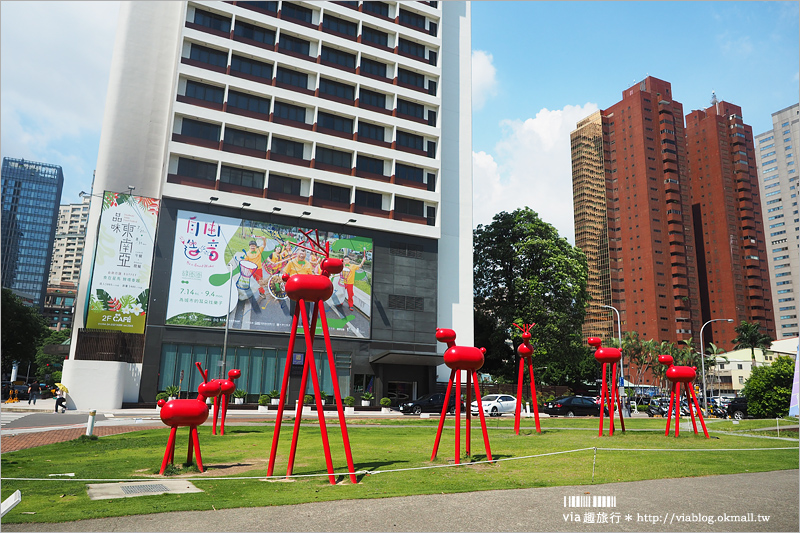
[[1, 418, 797, 524]]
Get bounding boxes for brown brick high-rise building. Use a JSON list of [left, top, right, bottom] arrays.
[[685, 98, 776, 349], [572, 77, 703, 387]]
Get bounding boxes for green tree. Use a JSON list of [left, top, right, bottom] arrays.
[[741, 356, 795, 418], [705, 343, 728, 398], [1, 288, 48, 376], [473, 208, 590, 386], [34, 329, 71, 383], [732, 321, 773, 366]]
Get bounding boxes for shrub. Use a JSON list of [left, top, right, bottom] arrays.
[[269, 389, 281, 399], [165, 385, 180, 397], [361, 392, 374, 401], [379, 397, 392, 407], [156, 392, 169, 402], [233, 389, 247, 399], [258, 394, 270, 406], [343, 396, 355, 407], [303, 394, 313, 404]]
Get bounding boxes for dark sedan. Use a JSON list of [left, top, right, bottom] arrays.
[[544, 396, 601, 417], [727, 396, 750, 420], [399, 393, 463, 415]]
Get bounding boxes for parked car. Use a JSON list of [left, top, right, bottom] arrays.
[[471, 394, 517, 417], [399, 393, 463, 415], [727, 396, 749, 420], [544, 396, 601, 417]]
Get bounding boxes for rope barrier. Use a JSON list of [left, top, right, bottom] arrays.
[[1, 445, 795, 483]]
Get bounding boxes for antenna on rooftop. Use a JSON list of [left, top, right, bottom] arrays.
[[710, 91, 718, 106]]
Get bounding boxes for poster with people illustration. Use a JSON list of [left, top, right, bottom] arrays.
[[165, 210, 373, 338]]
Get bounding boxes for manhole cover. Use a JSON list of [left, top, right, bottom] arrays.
[[121, 483, 170, 495], [86, 480, 204, 500]]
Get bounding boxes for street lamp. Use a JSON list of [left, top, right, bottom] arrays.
[[700, 318, 733, 412], [601, 304, 626, 415]]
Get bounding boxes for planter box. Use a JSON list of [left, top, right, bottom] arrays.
[[361, 401, 371, 407], [270, 398, 280, 405], [345, 406, 355, 415], [258, 405, 270, 413], [381, 407, 391, 414], [234, 398, 244, 405]]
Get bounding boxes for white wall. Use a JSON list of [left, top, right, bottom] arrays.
[[62, 360, 143, 410]]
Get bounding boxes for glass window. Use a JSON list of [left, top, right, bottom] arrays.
[[271, 138, 304, 158], [356, 155, 384, 175], [362, 26, 388, 47], [231, 55, 273, 80], [273, 101, 306, 122], [281, 2, 312, 23], [398, 68, 424, 88], [181, 118, 220, 141], [358, 121, 384, 141], [397, 130, 423, 151], [189, 44, 228, 68], [399, 8, 425, 29], [355, 189, 382, 209], [276, 67, 308, 89], [398, 38, 425, 58], [177, 157, 217, 181], [319, 78, 354, 100], [269, 174, 301, 195], [363, 1, 389, 18], [233, 21, 275, 45], [322, 15, 357, 37], [280, 35, 310, 55], [240, 1, 277, 13], [397, 98, 424, 119], [359, 88, 385, 108], [395, 196, 424, 216], [185, 80, 224, 104], [227, 90, 270, 115], [193, 8, 231, 32], [360, 58, 387, 78], [395, 163, 423, 182], [321, 46, 356, 69], [224, 127, 268, 152], [315, 147, 352, 169], [318, 112, 353, 134], [314, 182, 351, 203], [220, 165, 265, 188]]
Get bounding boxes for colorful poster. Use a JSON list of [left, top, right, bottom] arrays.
[[165, 210, 373, 338], [85, 192, 160, 333]]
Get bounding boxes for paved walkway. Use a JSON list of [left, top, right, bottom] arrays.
[[3, 470, 797, 532]]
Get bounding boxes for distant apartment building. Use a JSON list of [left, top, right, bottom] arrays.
[[49, 195, 91, 285], [685, 98, 775, 348], [755, 103, 800, 339], [572, 77, 702, 355], [1, 157, 64, 309], [42, 282, 78, 331]]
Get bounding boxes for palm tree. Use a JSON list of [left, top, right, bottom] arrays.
[[732, 321, 773, 367], [705, 343, 728, 398]]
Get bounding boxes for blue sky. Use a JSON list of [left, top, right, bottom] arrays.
[[2, 1, 798, 243]]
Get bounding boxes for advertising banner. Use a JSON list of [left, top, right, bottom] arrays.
[[165, 210, 373, 338], [85, 192, 160, 333]]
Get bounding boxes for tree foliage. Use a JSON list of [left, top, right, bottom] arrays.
[[1, 288, 48, 375], [741, 356, 795, 418], [35, 328, 71, 383], [732, 321, 773, 362], [473, 208, 590, 386]]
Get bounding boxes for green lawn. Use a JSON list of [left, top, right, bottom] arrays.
[[1, 420, 796, 524]]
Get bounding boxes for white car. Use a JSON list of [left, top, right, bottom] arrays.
[[471, 394, 517, 417]]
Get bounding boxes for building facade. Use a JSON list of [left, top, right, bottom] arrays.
[[66, 1, 473, 409], [685, 99, 776, 348], [49, 195, 91, 286], [572, 77, 702, 351], [755, 104, 800, 339], [1, 157, 64, 309], [42, 282, 78, 331]]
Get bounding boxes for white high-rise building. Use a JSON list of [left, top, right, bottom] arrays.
[[67, 1, 472, 409], [49, 195, 91, 285], [755, 103, 800, 339]]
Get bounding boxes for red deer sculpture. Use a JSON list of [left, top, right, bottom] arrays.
[[589, 337, 626, 436], [210, 368, 241, 435], [512, 323, 541, 434], [430, 328, 492, 464], [267, 229, 357, 484], [157, 362, 220, 474], [658, 354, 709, 438]]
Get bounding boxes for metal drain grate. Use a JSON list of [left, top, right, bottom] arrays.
[[120, 484, 170, 495]]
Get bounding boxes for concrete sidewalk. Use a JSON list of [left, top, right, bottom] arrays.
[[3, 470, 797, 532]]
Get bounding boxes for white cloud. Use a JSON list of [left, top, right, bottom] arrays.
[[471, 50, 498, 110], [0, 1, 119, 200], [472, 103, 600, 243]]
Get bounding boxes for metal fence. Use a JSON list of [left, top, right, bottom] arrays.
[[74, 329, 145, 364]]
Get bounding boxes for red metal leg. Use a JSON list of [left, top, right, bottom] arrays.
[[689, 387, 709, 438], [455, 370, 461, 464], [212, 396, 219, 435], [191, 426, 204, 472], [431, 370, 456, 461], [472, 372, 492, 461], [304, 303, 336, 485], [514, 357, 525, 435], [286, 300, 312, 478], [159, 427, 178, 475], [526, 359, 541, 433], [674, 383, 681, 437], [615, 378, 626, 432], [267, 303, 301, 477], [599, 363, 607, 436], [187, 426, 194, 465], [609, 363, 618, 436], [220, 394, 229, 436], [318, 304, 357, 483], [685, 383, 698, 434], [665, 382, 675, 436], [465, 369, 472, 457]]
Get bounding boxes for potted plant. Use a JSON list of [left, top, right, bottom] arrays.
[[269, 389, 281, 406], [258, 394, 270, 413], [343, 395, 355, 415], [164, 385, 180, 401], [361, 392, 374, 407], [155, 392, 168, 408], [233, 389, 247, 405], [380, 397, 392, 413]]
